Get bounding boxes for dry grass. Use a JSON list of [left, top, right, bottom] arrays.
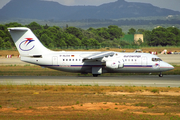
[[0, 85, 180, 120], [0, 65, 77, 76], [0, 50, 19, 56]]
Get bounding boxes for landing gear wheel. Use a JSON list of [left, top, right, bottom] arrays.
[[159, 73, 163, 77], [93, 74, 99, 77]]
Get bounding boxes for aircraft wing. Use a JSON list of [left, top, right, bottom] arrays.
[[83, 51, 115, 61]]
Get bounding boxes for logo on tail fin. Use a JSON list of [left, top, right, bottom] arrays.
[[19, 38, 35, 51]]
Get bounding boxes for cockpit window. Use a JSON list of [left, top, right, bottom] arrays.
[[157, 58, 162, 61], [152, 58, 162, 61]]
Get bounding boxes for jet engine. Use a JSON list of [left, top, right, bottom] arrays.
[[106, 60, 124, 69]]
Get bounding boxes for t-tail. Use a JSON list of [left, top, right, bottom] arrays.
[[8, 27, 51, 57]]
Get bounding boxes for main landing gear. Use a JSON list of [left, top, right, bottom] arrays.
[[159, 72, 163, 77], [93, 74, 99, 77]]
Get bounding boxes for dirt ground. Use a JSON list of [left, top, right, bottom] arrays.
[[0, 86, 180, 120]]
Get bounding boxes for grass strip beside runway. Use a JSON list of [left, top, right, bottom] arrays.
[[0, 65, 179, 76]]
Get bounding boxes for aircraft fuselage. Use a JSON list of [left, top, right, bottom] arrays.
[[21, 51, 174, 75]]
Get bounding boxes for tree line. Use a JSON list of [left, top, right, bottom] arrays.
[[0, 22, 180, 49], [71, 18, 180, 28]]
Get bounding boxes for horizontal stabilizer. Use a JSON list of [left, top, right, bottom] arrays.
[[8, 27, 29, 31]]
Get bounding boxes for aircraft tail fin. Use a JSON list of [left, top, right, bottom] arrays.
[[8, 27, 51, 56]]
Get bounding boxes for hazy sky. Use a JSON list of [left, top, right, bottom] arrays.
[[0, 0, 180, 12]]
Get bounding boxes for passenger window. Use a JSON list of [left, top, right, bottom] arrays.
[[131, 59, 133, 61], [69, 59, 71, 61], [66, 59, 68, 61], [63, 59, 65, 61]]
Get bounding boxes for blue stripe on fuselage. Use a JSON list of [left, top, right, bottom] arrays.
[[124, 65, 152, 68], [42, 65, 152, 68]]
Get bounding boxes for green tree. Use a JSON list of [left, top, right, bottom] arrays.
[[167, 27, 180, 45], [39, 29, 54, 40], [150, 31, 166, 46], [5, 22, 23, 27], [128, 28, 136, 34], [54, 31, 66, 47], [101, 40, 119, 47], [143, 30, 152, 45], [0, 30, 6, 38], [62, 33, 81, 47], [149, 27, 175, 46], [108, 25, 123, 40], [65, 27, 83, 40], [97, 28, 110, 39], [119, 40, 130, 46], [87, 27, 98, 35], [4, 41, 12, 49], [88, 38, 100, 46], [0, 37, 5, 49], [87, 27, 104, 42], [166, 32, 176, 46], [137, 29, 145, 34], [81, 37, 90, 47], [58, 38, 67, 47], [81, 29, 96, 39], [26, 22, 42, 31], [0, 24, 6, 31], [43, 24, 49, 29], [40, 34, 54, 48]]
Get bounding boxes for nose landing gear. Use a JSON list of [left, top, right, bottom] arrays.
[[159, 72, 163, 77]]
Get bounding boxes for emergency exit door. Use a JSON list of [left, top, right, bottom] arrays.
[[52, 56, 58, 65], [141, 56, 147, 66]]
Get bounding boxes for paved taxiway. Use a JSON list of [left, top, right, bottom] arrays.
[[0, 75, 180, 87]]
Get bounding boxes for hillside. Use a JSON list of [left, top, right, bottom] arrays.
[[0, 0, 179, 21]]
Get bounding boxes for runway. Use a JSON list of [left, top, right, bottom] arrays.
[[0, 75, 180, 87]]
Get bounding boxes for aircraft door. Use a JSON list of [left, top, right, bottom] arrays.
[[52, 56, 58, 65], [141, 56, 147, 66], [118, 60, 124, 68]]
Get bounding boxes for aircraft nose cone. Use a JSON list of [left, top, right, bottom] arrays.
[[161, 62, 174, 71], [169, 64, 174, 70], [165, 63, 174, 70]]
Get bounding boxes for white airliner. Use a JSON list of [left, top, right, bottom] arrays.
[[8, 27, 174, 77]]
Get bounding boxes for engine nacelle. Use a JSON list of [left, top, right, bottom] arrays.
[[106, 60, 124, 69]]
